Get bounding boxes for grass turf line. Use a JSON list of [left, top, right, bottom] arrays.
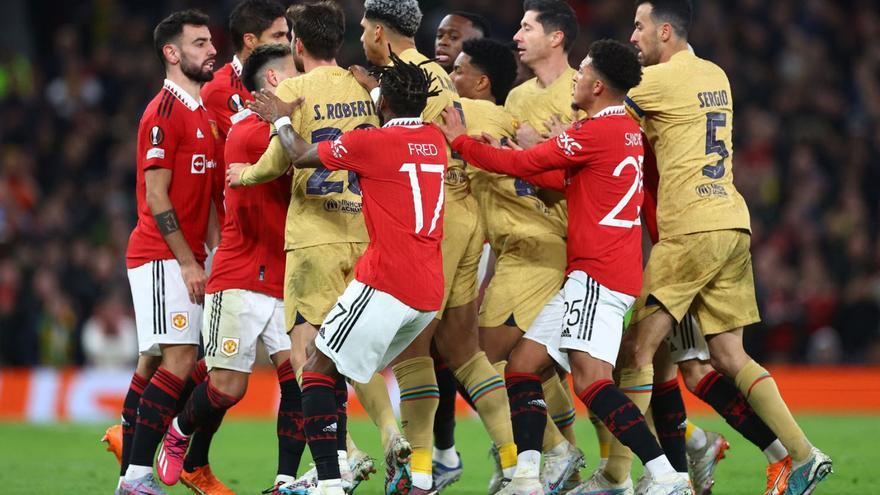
[[0, 415, 872, 494]]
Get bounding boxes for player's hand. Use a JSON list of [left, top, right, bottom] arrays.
[[438, 106, 468, 143], [515, 121, 544, 149], [544, 114, 567, 138], [248, 90, 303, 123], [180, 261, 206, 305], [226, 162, 249, 188], [498, 135, 523, 151], [349, 65, 379, 91]]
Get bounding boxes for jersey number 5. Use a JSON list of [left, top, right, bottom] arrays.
[[598, 155, 644, 229], [400, 163, 445, 235], [703, 112, 729, 179]]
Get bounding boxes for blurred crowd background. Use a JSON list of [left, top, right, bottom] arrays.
[[0, 0, 878, 367]]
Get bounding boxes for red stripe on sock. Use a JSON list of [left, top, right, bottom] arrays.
[[130, 373, 148, 395], [190, 359, 208, 385], [301, 372, 335, 390], [206, 380, 240, 409], [694, 370, 723, 398], [654, 378, 680, 396], [577, 379, 614, 407], [151, 368, 184, 399], [276, 359, 296, 383], [746, 374, 772, 399], [504, 372, 541, 386]]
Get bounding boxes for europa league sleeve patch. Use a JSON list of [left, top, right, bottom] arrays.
[[150, 125, 164, 145]]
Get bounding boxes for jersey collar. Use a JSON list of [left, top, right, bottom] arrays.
[[591, 105, 626, 118], [163, 79, 203, 112], [383, 117, 423, 128], [232, 55, 243, 78]]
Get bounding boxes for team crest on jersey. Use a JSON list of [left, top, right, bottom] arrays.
[[191, 154, 206, 174], [150, 126, 164, 145], [227, 94, 245, 113], [556, 132, 583, 156], [220, 337, 239, 357], [171, 312, 189, 331], [330, 138, 348, 158], [209, 120, 220, 139]]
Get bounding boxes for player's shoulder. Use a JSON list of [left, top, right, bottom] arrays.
[[228, 114, 266, 139], [507, 77, 538, 99], [140, 88, 180, 126]]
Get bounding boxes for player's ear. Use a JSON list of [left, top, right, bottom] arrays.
[[549, 30, 564, 50], [374, 23, 384, 44], [476, 74, 491, 94], [295, 37, 305, 56], [659, 22, 672, 42], [163, 44, 179, 65], [266, 68, 278, 87], [243, 32, 258, 50]]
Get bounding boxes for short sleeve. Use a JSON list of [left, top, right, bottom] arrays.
[[140, 111, 179, 171], [317, 128, 369, 175], [624, 66, 664, 125]]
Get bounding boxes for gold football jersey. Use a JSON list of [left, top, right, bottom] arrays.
[[624, 50, 750, 239], [240, 66, 379, 250], [461, 98, 565, 249], [398, 48, 469, 201]]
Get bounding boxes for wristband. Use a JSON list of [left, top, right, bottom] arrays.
[[273, 116, 292, 129]]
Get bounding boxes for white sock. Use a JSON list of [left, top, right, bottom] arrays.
[[172, 417, 190, 437], [763, 439, 789, 464], [317, 478, 344, 494], [513, 450, 541, 479], [432, 446, 459, 466], [644, 456, 676, 478], [275, 474, 295, 486], [502, 466, 516, 479], [337, 450, 350, 474], [117, 476, 124, 489], [547, 440, 569, 457], [685, 424, 707, 451], [124, 464, 153, 481], [412, 471, 433, 489]]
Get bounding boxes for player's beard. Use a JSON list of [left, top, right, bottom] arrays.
[[292, 52, 305, 73], [181, 55, 215, 83]]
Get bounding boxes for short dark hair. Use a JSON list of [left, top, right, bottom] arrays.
[[636, 0, 692, 38], [229, 0, 286, 53], [287, 1, 345, 60], [241, 43, 291, 92], [449, 11, 491, 38], [364, 0, 422, 38], [587, 39, 642, 94], [154, 10, 210, 66], [372, 49, 441, 118], [461, 38, 517, 104], [522, 0, 579, 52]]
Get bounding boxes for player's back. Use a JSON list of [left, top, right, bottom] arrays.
[[461, 97, 564, 248], [276, 66, 380, 250], [127, 81, 216, 269], [207, 113, 288, 297], [624, 50, 749, 239], [317, 119, 447, 311]]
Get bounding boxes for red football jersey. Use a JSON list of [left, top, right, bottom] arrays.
[[126, 79, 217, 269], [206, 114, 289, 298], [317, 119, 447, 310], [452, 106, 645, 296], [202, 57, 253, 225]]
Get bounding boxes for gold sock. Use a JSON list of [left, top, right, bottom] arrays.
[[646, 406, 657, 438], [392, 357, 438, 478], [589, 410, 613, 459], [543, 374, 577, 446], [493, 360, 507, 378], [454, 351, 516, 469], [734, 360, 811, 461], [353, 373, 399, 450], [542, 415, 567, 452], [604, 365, 654, 483], [684, 419, 695, 443]]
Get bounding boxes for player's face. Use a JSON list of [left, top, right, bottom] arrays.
[[256, 17, 291, 46], [177, 24, 217, 83], [513, 11, 554, 68], [435, 15, 481, 72], [450, 52, 482, 99], [572, 55, 597, 110], [631, 3, 661, 66], [360, 17, 385, 66]]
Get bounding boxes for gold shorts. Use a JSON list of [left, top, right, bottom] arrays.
[[479, 233, 567, 330], [284, 243, 367, 330], [439, 194, 483, 314], [634, 229, 760, 335]]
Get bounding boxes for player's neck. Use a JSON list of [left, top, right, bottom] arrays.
[[659, 40, 689, 64], [165, 72, 202, 103], [235, 49, 248, 63], [585, 96, 623, 118], [302, 55, 337, 73], [529, 53, 569, 89], [386, 37, 417, 60]]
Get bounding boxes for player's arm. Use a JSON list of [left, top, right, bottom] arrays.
[[144, 167, 206, 304], [249, 90, 320, 167]]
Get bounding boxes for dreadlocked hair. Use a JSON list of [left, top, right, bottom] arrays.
[[370, 48, 442, 118]]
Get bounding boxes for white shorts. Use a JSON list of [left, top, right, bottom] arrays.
[[203, 289, 291, 373], [667, 313, 711, 363], [524, 271, 635, 371], [128, 259, 203, 356], [315, 280, 437, 384]]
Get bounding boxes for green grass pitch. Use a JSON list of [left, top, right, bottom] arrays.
[[0, 415, 873, 494]]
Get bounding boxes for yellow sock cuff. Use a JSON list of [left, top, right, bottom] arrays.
[[493, 360, 508, 379], [411, 449, 432, 475], [684, 420, 695, 442], [619, 365, 654, 391], [543, 375, 577, 431], [498, 443, 518, 470]]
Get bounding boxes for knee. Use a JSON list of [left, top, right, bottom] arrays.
[[678, 360, 710, 392], [507, 343, 544, 376], [161, 346, 198, 377], [136, 355, 162, 377], [209, 370, 248, 400], [303, 349, 337, 378]]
